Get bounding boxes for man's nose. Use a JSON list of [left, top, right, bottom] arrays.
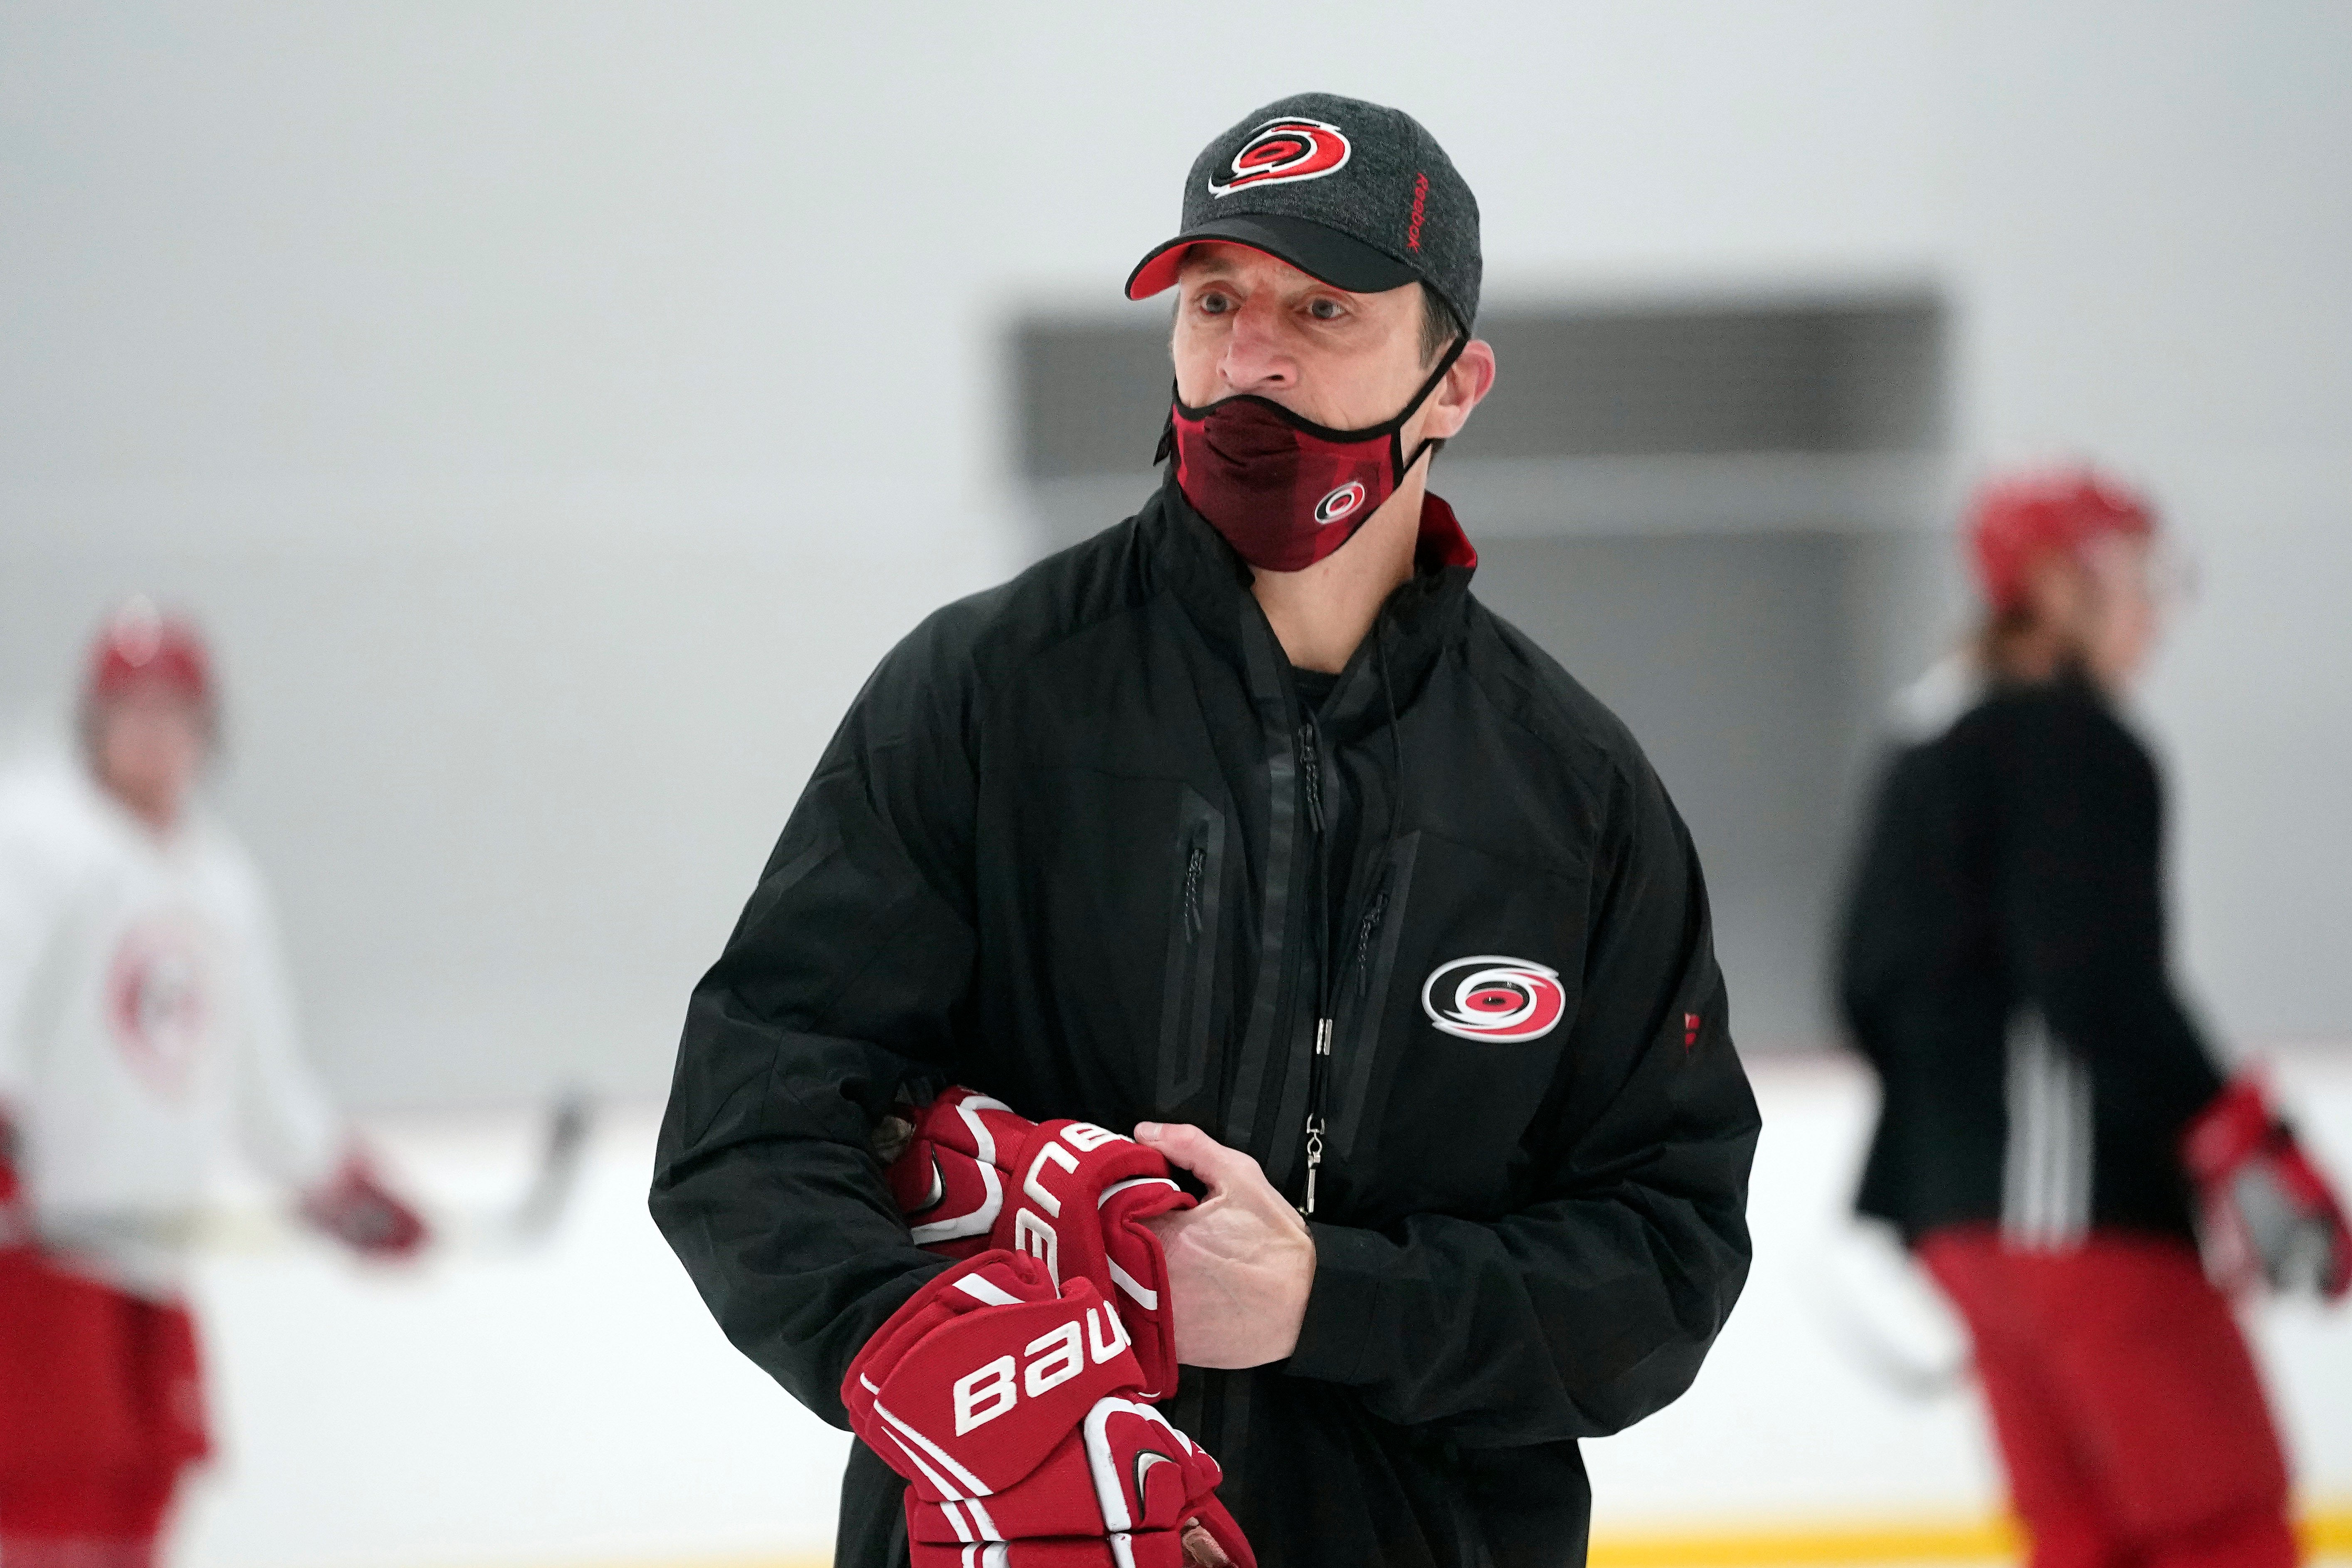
[[1216, 301, 1295, 395]]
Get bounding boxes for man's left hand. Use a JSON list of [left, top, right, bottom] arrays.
[[1134, 1122, 1315, 1368]]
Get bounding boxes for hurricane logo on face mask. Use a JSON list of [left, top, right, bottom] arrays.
[[1421, 956, 1568, 1042], [1207, 117, 1352, 197], [1314, 480, 1368, 526]]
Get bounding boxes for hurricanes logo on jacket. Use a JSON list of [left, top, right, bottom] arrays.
[[1421, 956, 1567, 1042], [1208, 117, 1351, 197], [107, 917, 211, 1097]]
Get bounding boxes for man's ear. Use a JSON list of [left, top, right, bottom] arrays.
[[1426, 339, 1497, 441]]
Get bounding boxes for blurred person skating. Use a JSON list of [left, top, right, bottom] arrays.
[[652, 94, 1758, 1568], [0, 602, 427, 1568], [1838, 471, 2349, 1568]]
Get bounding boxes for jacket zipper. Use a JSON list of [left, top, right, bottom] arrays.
[[1158, 803, 1227, 1112], [1183, 840, 1206, 941], [1298, 721, 1332, 1216], [1297, 720, 1398, 1217], [1353, 886, 1391, 997]]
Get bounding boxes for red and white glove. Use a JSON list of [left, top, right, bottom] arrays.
[[2183, 1075, 2351, 1301], [845, 1251, 1253, 1568], [301, 1152, 431, 1259], [887, 1088, 1193, 1399]]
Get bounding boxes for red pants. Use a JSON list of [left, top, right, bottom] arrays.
[[1920, 1227, 2297, 1568], [0, 1249, 208, 1561]]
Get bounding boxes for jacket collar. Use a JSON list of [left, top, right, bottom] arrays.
[[1139, 467, 1479, 740]]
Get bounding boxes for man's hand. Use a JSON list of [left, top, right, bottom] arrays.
[[1184, 1518, 1235, 1568], [1135, 1122, 1315, 1368], [301, 1153, 431, 1260]]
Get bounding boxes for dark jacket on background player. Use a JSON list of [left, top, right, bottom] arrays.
[[1838, 668, 2223, 1245], [651, 475, 1759, 1568]]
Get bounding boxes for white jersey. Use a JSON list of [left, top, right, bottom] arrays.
[[0, 751, 342, 1296]]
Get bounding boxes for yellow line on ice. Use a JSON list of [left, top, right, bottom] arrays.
[[1585, 1505, 2352, 1566], [528, 1504, 2352, 1568], [1587, 1516, 2019, 1566]]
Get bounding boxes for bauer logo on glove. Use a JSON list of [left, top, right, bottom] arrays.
[[843, 1251, 1253, 1568], [882, 1086, 1193, 1400]]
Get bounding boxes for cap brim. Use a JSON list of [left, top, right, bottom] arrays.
[[1125, 212, 1420, 301]]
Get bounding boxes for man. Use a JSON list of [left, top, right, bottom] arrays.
[[0, 601, 426, 1568], [653, 93, 1759, 1568], [1838, 470, 2349, 1568]]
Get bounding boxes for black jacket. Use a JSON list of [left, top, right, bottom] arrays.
[[1837, 670, 2223, 1246], [650, 475, 1759, 1568]]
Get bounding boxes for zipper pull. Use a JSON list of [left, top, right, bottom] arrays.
[[1300, 1016, 1334, 1217], [1302, 1123, 1324, 1217], [1183, 842, 1206, 940], [1297, 724, 1326, 837], [1354, 886, 1390, 995]]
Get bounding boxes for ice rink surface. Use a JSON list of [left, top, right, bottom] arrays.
[[174, 1051, 2352, 1568]]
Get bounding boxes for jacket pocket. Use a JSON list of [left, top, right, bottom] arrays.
[[1332, 831, 1421, 1166], [1154, 787, 1226, 1111]]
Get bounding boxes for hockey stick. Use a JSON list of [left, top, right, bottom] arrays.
[[440, 1090, 594, 1254], [37, 1093, 596, 1263], [1797, 1215, 1973, 1401]]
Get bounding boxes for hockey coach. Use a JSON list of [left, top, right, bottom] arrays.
[[653, 92, 1759, 1568]]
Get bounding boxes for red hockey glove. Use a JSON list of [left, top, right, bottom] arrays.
[[887, 1090, 1013, 1262], [845, 1251, 1252, 1568], [889, 1088, 1192, 1399], [2183, 1076, 2351, 1301], [900, 1397, 1248, 1568], [301, 1153, 431, 1259]]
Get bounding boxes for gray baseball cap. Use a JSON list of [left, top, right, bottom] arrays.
[[1125, 91, 1482, 329]]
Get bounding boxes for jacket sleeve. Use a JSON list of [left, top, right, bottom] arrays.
[[1991, 686, 2223, 1133], [1833, 746, 1918, 1073], [224, 858, 345, 1191], [649, 613, 984, 1426], [1284, 757, 1759, 1446], [0, 798, 57, 1114]]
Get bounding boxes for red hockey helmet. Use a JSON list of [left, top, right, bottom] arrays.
[[1965, 467, 2155, 613], [85, 598, 214, 709]]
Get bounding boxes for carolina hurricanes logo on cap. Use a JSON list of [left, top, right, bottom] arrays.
[[1207, 117, 1352, 198], [1314, 480, 1367, 525], [1421, 956, 1567, 1042]]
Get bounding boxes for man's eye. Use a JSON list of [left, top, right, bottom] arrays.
[[1308, 298, 1344, 321], [1198, 292, 1232, 314]]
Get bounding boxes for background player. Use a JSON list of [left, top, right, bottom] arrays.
[[0, 600, 427, 1568], [1837, 470, 2350, 1568]]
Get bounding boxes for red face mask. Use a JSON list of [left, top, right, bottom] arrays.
[[1161, 336, 1467, 573]]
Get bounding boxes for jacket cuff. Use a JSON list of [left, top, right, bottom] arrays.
[[1283, 1222, 1388, 1385]]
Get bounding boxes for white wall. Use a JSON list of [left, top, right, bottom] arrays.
[[1, 4, 2346, 1086]]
